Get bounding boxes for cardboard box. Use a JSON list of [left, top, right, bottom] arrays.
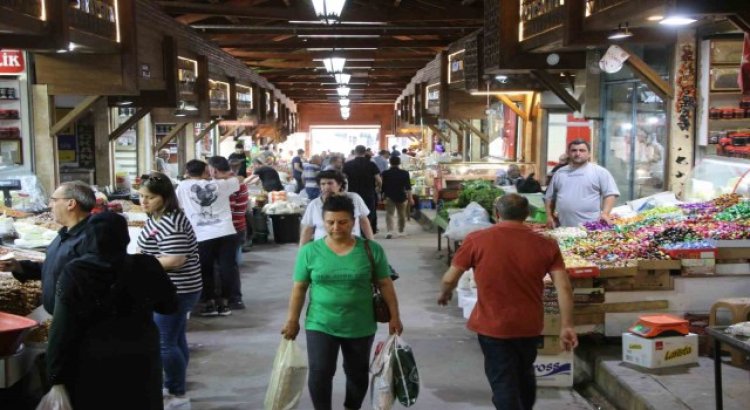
[[537, 336, 563, 355], [638, 260, 682, 270], [715, 262, 750, 275], [570, 278, 594, 288], [681, 259, 716, 275], [662, 248, 717, 260], [535, 352, 574, 387], [567, 266, 600, 279], [573, 288, 605, 304], [716, 240, 750, 259], [543, 313, 605, 335], [602, 270, 674, 291], [622, 333, 699, 369], [599, 266, 638, 278]]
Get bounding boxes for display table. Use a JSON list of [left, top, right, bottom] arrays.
[[705, 326, 750, 410]]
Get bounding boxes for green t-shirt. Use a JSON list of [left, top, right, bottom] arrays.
[[294, 237, 390, 338]]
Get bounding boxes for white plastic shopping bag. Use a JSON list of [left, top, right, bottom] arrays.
[[36, 385, 72, 410], [264, 338, 308, 410], [370, 334, 397, 410]]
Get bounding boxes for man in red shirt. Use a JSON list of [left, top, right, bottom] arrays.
[[438, 194, 577, 410], [228, 158, 249, 310]]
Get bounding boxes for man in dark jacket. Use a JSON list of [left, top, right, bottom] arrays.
[[0, 181, 95, 314], [227, 142, 248, 177], [381, 156, 414, 238], [343, 145, 382, 233]]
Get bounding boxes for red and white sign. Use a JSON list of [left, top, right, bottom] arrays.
[[0, 50, 25, 75]]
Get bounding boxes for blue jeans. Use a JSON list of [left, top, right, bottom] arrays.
[[477, 334, 539, 410], [154, 291, 201, 396], [306, 187, 321, 200], [306, 330, 374, 410], [235, 230, 246, 268]]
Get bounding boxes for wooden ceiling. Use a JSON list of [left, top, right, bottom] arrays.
[[157, 0, 483, 104]]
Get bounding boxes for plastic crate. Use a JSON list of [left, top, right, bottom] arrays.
[[529, 208, 547, 223], [270, 214, 302, 244]]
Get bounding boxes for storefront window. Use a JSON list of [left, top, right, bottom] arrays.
[[113, 108, 138, 191], [309, 127, 380, 154], [601, 47, 670, 202], [487, 102, 519, 160]]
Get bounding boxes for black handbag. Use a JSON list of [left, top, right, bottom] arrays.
[[364, 239, 391, 323]]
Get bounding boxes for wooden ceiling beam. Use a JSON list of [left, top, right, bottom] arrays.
[[228, 50, 437, 59], [245, 60, 432, 69], [157, 2, 483, 22], [195, 24, 479, 35], [213, 38, 449, 49], [261, 69, 416, 77]]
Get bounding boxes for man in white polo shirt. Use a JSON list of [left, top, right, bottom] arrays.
[[545, 139, 620, 228]]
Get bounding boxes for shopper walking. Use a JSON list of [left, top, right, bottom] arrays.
[[282, 195, 403, 410], [291, 149, 305, 193], [136, 172, 203, 408], [156, 148, 172, 178], [545, 139, 620, 228], [47, 212, 177, 410], [0, 181, 95, 314], [228, 159, 249, 309], [303, 154, 323, 200], [438, 194, 578, 410], [343, 145, 382, 234], [177, 159, 239, 317], [323, 154, 344, 172], [227, 142, 248, 178], [299, 170, 374, 245], [372, 150, 390, 173], [381, 156, 414, 238]]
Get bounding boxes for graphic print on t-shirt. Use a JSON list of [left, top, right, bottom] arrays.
[[189, 183, 220, 225]]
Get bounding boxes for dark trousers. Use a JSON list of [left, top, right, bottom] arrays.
[[306, 330, 375, 410], [477, 334, 538, 410], [198, 234, 240, 303], [360, 193, 378, 234], [294, 175, 304, 193]]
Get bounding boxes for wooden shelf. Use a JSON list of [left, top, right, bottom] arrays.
[[708, 117, 750, 122]]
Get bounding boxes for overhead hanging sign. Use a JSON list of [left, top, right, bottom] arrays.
[[448, 50, 465, 83], [0, 50, 25, 75], [425, 83, 440, 111], [599, 45, 630, 74]]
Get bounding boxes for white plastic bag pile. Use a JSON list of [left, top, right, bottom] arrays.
[[442, 202, 493, 241], [13, 221, 57, 248], [36, 385, 72, 410], [264, 338, 308, 410]]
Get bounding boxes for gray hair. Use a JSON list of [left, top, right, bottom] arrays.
[[494, 193, 529, 221], [59, 181, 96, 212]]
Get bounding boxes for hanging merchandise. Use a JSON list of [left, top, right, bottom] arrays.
[[739, 33, 750, 95], [675, 44, 696, 131], [599, 45, 630, 74]]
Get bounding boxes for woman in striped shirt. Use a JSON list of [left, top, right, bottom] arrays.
[[136, 172, 202, 409]]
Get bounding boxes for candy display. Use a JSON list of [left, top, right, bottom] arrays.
[[556, 194, 750, 267]]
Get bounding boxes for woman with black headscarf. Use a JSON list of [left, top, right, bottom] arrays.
[[44, 212, 177, 410]]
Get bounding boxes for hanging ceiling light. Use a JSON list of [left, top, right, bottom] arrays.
[[339, 98, 350, 107], [341, 106, 350, 119], [336, 86, 350, 97], [323, 56, 346, 73], [608, 23, 633, 40], [659, 15, 696, 26], [334, 73, 351, 85], [312, 0, 347, 25]]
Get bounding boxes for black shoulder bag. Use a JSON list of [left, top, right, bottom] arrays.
[[364, 239, 391, 323]]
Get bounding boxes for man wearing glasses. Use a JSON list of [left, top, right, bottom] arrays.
[[0, 181, 95, 314]]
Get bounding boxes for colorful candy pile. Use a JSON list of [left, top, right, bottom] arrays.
[[554, 194, 750, 268]]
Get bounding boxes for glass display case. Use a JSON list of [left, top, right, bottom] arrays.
[[430, 161, 536, 201], [683, 156, 750, 202]]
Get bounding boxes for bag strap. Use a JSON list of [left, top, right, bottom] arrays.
[[363, 239, 377, 285]]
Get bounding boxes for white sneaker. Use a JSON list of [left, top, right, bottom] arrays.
[[164, 395, 191, 410]]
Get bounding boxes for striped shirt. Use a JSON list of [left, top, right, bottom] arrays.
[[302, 163, 320, 189], [230, 183, 249, 233], [137, 210, 202, 294]]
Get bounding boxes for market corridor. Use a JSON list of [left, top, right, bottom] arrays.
[[183, 215, 593, 410]]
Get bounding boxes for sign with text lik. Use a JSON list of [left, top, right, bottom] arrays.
[[0, 50, 25, 75]]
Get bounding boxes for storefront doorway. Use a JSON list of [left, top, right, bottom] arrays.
[[309, 126, 380, 155], [601, 80, 668, 203]]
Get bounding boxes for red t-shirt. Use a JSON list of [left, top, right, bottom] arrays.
[[229, 183, 249, 232], [452, 222, 566, 338]]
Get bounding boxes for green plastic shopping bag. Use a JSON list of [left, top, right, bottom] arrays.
[[393, 335, 420, 407]]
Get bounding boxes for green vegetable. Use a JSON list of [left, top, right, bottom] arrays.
[[457, 179, 504, 217]]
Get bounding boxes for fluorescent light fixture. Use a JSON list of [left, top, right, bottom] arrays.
[[298, 34, 380, 39], [339, 98, 350, 107], [659, 15, 696, 26], [647, 15, 664, 22], [323, 57, 346, 73], [495, 75, 509, 83], [68, 42, 77, 51], [312, 0, 347, 25], [337, 86, 351, 97], [608, 24, 633, 40], [341, 107, 351, 115], [336, 74, 352, 84]]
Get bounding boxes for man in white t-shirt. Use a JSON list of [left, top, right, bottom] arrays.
[[176, 159, 240, 317]]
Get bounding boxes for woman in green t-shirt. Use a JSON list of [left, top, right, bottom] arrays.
[[282, 195, 403, 410]]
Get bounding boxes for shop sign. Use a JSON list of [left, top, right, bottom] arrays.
[[448, 50, 465, 83], [0, 50, 25, 75], [425, 83, 440, 111], [140, 64, 151, 79]]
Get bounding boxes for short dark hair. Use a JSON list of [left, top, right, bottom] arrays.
[[494, 193, 529, 221], [140, 172, 180, 215], [297, 149, 305, 154], [322, 194, 355, 220], [354, 145, 367, 155], [59, 181, 96, 212], [389, 156, 401, 166], [235, 142, 244, 149], [402, 148, 408, 153], [568, 139, 591, 152], [228, 159, 243, 172], [185, 160, 207, 177], [316, 170, 347, 191], [379, 150, 389, 156], [208, 156, 230, 172]]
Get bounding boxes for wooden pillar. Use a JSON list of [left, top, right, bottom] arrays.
[[179, 123, 195, 177], [137, 114, 153, 175], [31, 85, 57, 195], [668, 30, 696, 198], [93, 99, 112, 188]]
